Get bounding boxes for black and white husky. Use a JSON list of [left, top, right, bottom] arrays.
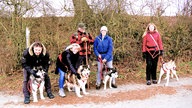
[[30, 69, 45, 102], [103, 68, 118, 90], [64, 65, 90, 97]]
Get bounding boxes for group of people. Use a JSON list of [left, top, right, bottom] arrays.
[[21, 22, 163, 104]]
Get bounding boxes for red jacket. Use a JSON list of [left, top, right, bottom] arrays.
[[70, 30, 94, 56], [142, 31, 163, 53]]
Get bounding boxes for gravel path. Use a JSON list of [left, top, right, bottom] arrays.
[[1, 77, 192, 108]]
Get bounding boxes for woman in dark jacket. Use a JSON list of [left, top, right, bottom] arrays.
[[55, 43, 81, 97], [142, 23, 164, 85], [21, 42, 54, 104]]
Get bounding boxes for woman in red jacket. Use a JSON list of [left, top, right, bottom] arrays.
[[142, 23, 163, 85]]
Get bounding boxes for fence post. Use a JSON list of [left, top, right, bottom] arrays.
[[26, 27, 30, 48]]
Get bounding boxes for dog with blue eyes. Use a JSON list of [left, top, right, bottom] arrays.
[[103, 67, 118, 90]]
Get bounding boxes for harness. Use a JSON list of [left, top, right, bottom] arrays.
[[162, 62, 176, 73], [58, 54, 68, 72], [27, 78, 44, 93], [162, 63, 169, 73], [146, 34, 160, 59]]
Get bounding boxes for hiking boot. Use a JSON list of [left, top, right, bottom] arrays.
[[59, 88, 66, 97], [152, 80, 157, 84], [146, 80, 151, 85], [96, 85, 100, 90], [111, 84, 117, 88], [47, 92, 54, 99], [24, 96, 30, 104]]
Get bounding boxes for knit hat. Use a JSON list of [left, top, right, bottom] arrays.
[[100, 26, 108, 32], [78, 23, 86, 29]]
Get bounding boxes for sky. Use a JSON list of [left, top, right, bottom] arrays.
[[24, 0, 185, 17]]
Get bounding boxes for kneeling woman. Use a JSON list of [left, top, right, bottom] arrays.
[[55, 43, 81, 97]]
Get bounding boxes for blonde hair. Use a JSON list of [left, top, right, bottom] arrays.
[[65, 43, 80, 51], [142, 23, 158, 38]]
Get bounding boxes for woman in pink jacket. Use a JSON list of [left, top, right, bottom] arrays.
[[142, 23, 163, 85]]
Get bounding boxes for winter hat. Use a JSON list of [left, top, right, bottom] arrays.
[[100, 26, 108, 32], [78, 23, 86, 29]]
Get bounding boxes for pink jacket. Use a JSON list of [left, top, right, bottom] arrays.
[[142, 32, 163, 53]]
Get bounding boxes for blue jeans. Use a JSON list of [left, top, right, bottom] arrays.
[[58, 68, 65, 89], [96, 60, 115, 85]]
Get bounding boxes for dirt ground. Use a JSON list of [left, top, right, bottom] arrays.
[[1, 75, 192, 108]]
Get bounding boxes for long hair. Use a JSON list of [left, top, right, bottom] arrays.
[[142, 23, 158, 38]]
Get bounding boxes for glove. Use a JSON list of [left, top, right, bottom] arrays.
[[30, 70, 40, 78], [159, 50, 163, 56], [142, 52, 146, 59], [81, 37, 88, 42], [76, 73, 81, 80]]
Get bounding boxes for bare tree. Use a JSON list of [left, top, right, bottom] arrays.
[[182, 0, 192, 16], [72, 0, 93, 21]]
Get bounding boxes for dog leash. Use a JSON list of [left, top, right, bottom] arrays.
[[98, 57, 108, 80], [98, 57, 104, 80], [27, 79, 32, 93]]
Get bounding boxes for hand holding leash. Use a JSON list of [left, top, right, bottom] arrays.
[[81, 37, 88, 42], [142, 52, 146, 59], [159, 50, 163, 56], [102, 59, 107, 63]]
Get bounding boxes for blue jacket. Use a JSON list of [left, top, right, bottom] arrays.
[[93, 34, 113, 62]]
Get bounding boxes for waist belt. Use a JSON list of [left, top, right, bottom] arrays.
[[99, 52, 107, 54], [147, 46, 157, 49]]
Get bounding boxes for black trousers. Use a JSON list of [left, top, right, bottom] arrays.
[[145, 52, 159, 81], [22, 69, 52, 98]]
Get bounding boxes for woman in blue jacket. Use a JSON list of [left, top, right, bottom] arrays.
[[93, 26, 117, 90]]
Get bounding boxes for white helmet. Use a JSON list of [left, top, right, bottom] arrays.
[[100, 26, 108, 32]]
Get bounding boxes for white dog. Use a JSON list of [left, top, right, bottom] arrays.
[[64, 65, 90, 97], [103, 68, 118, 90], [30, 69, 46, 102], [158, 60, 179, 86]]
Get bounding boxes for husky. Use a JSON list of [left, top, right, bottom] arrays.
[[158, 60, 179, 86], [64, 65, 90, 97], [103, 68, 118, 90], [30, 69, 46, 102]]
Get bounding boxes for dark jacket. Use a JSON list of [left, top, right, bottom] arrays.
[[21, 42, 50, 73], [55, 49, 79, 74], [93, 34, 113, 62]]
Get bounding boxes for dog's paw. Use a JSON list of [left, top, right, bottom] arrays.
[[77, 95, 83, 98], [41, 96, 45, 100], [83, 92, 89, 95], [33, 100, 38, 102], [165, 84, 169, 86]]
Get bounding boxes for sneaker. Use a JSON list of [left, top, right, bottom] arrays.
[[111, 84, 117, 88], [59, 88, 66, 97], [47, 92, 54, 99], [96, 85, 100, 90], [146, 80, 151, 85], [24, 96, 30, 104], [152, 80, 157, 84]]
